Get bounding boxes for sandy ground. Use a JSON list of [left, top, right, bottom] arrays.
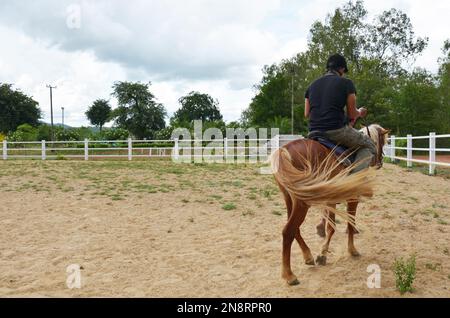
[[0, 160, 449, 298]]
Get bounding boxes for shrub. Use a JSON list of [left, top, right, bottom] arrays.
[[8, 124, 38, 141], [36, 124, 51, 141], [54, 127, 81, 141], [393, 138, 407, 157], [393, 254, 416, 294], [100, 128, 130, 141], [155, 127, 174, 140]]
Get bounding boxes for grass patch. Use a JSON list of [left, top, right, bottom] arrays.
[[222, 203, 236, 211], [393, 254, 416, 294]]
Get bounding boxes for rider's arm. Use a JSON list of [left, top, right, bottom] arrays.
[[346, 93, 362, 124], [304, 98, 310, 118]]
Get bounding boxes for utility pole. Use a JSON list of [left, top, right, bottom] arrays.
[[290, 65, 295, 135], [61, 107, 65, 129], [46, 85, 57, 140]]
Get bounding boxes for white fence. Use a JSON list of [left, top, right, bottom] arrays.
[[0, 136, 295, 162], [385, 132, 450, 175], [3, 133, 449, 175]]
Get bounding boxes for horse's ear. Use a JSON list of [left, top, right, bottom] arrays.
[[381, 128, 391, 135]]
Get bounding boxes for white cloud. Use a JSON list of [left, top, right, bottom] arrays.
[[0, 25, 127, 126], [0, 0, 448, 126]]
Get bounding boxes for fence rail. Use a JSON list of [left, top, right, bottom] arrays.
[[1, 137, 292, 163], [385, 132, 450, 175], [4, 133, 449, 175]]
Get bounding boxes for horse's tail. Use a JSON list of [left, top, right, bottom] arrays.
[[270, 146, 375, 206]]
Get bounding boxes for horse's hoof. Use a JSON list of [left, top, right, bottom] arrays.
[[349, 250, 361, 257], [287, 278, 300, 286], [305, 258, 315, 266], [316, 225, 326, 238], [316, 255, 327, 266]]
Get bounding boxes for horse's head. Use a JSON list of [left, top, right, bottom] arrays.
[[360, 124, 390, 169]]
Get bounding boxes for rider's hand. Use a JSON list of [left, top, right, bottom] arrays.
[[358, 107, 368, 118]]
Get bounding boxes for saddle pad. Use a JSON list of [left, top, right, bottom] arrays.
[[311, 137, 356, 163]]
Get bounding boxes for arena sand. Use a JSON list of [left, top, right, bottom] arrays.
[[0, 160, 449, 297]]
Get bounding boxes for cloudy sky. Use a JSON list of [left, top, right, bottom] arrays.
[[0, 0, 448, 127]]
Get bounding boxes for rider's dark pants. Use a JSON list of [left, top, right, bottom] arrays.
[[324, 125, 376, 174]]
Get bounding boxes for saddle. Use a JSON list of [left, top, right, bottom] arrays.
[[307, 131, 356, 167]]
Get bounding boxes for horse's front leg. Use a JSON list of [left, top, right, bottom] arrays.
[[347, 200, 360, 257]]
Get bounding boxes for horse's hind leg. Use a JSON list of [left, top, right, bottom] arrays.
[[316, 204, 336, 266], [281, 198, 308, 285], [347, 200, 360, 257], [281, 189, 314, 266], [295, 228, 315, 265], [316, 217, 326, 238]]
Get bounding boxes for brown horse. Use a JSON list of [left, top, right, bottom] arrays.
[[270, 124, 389, 285]]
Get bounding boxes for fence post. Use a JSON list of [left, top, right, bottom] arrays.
[[273, 135, 280, 153], [174, 138, 179, 161], [224, 137, 228, 162], [429, 132, 436, 175], [390, 135, 396, 162], [128, 138, 132, 161], [41, 140, 46, 160], [84, 139, 89, 161], [2, 140, 7, 160], [406, 134, 412, 168]]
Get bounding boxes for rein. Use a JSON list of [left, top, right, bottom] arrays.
[[361, 120, 384, 168], [366, 126, 371, 139]]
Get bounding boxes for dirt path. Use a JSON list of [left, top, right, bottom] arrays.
[[0, 160, 449, 297]]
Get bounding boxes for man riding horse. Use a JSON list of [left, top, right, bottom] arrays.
[[271, 54, 389, 285], [304, 53, 377, 173]]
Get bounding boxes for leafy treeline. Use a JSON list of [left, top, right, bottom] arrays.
[[1, 81, 227, 141], [242, 0, 449, 136], [1, 0, 449, 141]]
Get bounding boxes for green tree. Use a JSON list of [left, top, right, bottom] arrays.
[[111, 81, 167, 139], [0, 83, 41, 134], [393, 70, 440, 136], [436, 40, 450, 134], [171, 91, 223, 126], [85, 99, 112, 131], [241, 64, 305, 132], [268, 116, 292, 134], [242, 0, 429, 135]]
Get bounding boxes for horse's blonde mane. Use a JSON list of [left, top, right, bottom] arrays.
[[360, 124, 388, 147]]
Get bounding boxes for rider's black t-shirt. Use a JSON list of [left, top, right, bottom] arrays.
[[305, 72, 356, 132]]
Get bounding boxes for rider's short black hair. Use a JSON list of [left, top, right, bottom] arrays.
[[326, 54, 349, 73]]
